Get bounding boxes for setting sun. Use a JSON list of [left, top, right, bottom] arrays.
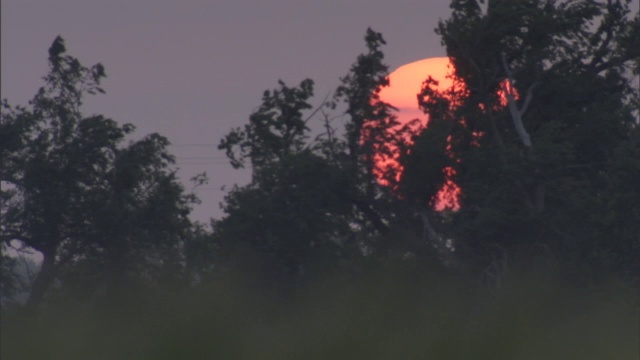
[[376, 57, 461, 211], [379, 57, 453, 120]]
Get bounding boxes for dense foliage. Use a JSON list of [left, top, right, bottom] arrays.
[[420, 0, 640, 284]]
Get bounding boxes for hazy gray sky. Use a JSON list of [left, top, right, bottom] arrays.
[[2, 0, 453, 222]]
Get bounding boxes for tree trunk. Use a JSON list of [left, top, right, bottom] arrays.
[[420, 209, 459, 269], [24, 249, 56, 311]]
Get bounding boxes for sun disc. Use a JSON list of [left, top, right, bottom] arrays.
[[374, 56, 461, 211], [379, 57, 453, 116]]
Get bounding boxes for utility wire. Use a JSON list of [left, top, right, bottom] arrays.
[[170, 143, 217, 147]]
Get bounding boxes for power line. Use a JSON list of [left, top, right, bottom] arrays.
[[176, 156, 226, 160], [175, 163, 229, 166], [170, 143, 217, 147]]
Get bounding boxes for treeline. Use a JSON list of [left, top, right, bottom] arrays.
[[2, 0, 639, 314]]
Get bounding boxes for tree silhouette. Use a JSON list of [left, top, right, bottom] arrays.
[[1, 37, 197, 310], [417, 0, 640, 283]]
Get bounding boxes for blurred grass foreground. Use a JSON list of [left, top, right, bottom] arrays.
[[2, 269, 638, 360]]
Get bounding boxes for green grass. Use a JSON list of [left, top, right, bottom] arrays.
[[2, 270, 638, 359]]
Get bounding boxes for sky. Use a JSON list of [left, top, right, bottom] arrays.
[[1, 0, 453, 222]]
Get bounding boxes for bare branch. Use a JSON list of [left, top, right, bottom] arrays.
[[303, 91, 332, 124], [501, 53, 532, 149], [519, 82, 538, 117]]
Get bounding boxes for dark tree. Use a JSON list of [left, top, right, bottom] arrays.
[[0, 37, 197, 310], [409, 0, 640, 284], [218, 79, 314, 172], [217, 80, 357, 294]]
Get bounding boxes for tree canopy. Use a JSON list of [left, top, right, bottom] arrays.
[[2, 1, 638, 313], [214, 2, 639, 290], [419, 0, 640, 283], [1, 37, 199, 310]]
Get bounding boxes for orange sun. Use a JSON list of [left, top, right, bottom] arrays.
[[379, 57, 454, 122], [377, 57, 461, 211]]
